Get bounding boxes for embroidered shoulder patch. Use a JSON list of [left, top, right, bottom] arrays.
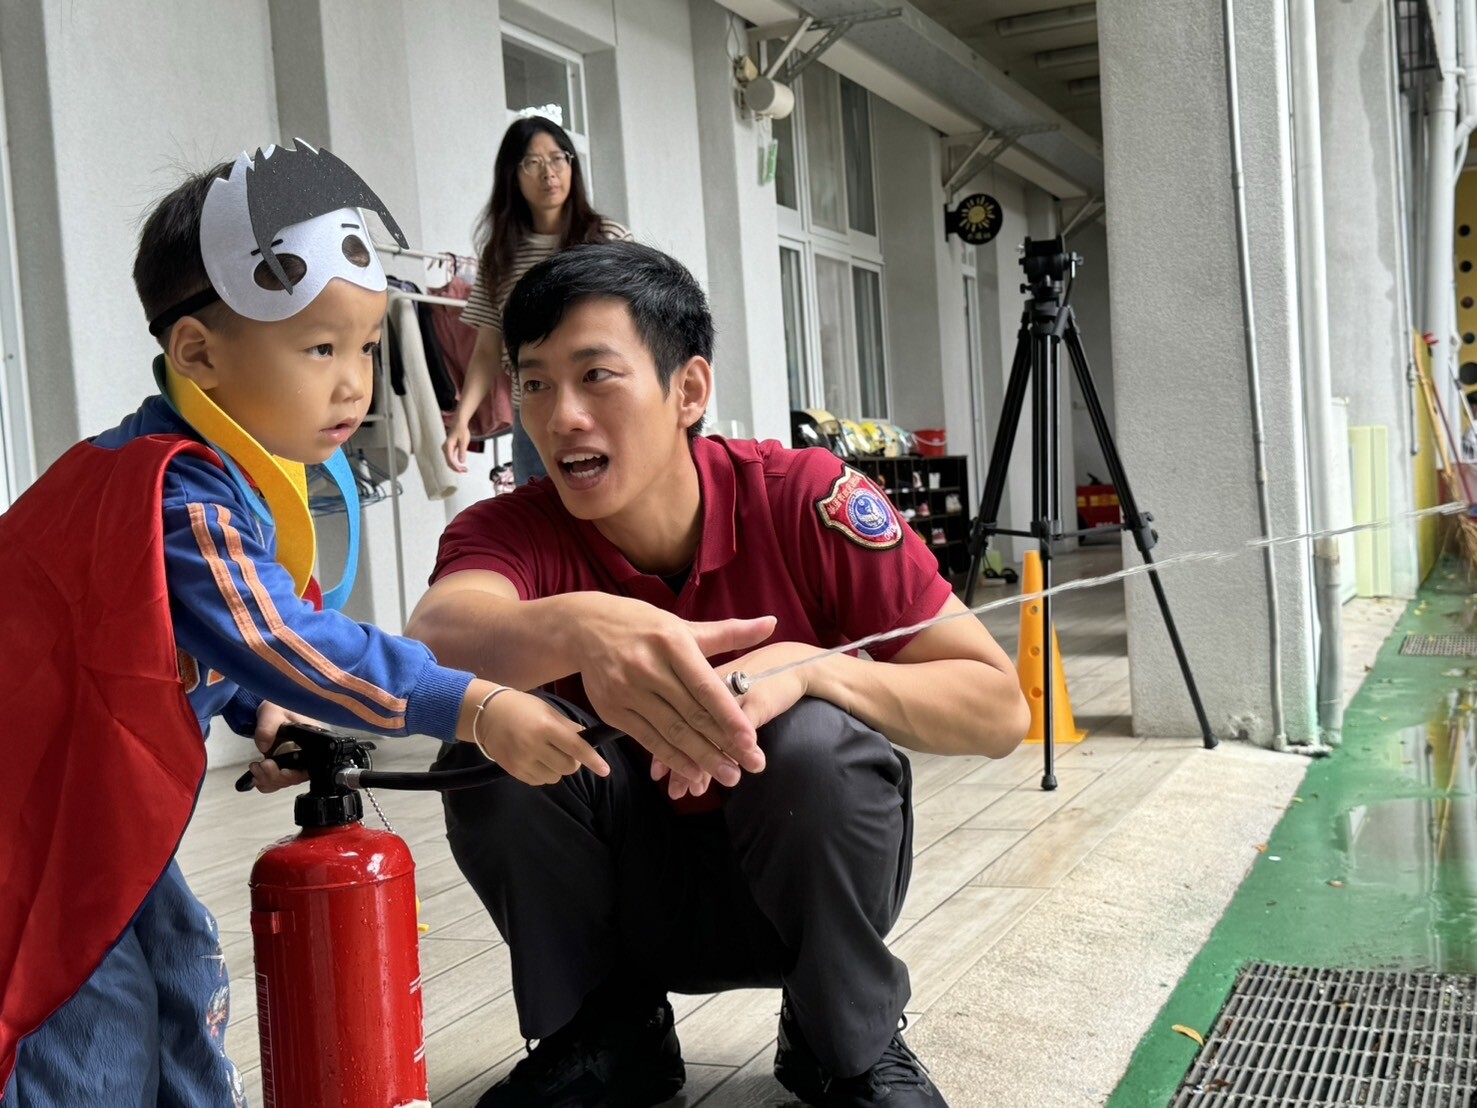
[[816, 467, 903, 550]]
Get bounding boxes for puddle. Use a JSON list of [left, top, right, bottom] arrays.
[[1331, 704, 1477, 971]]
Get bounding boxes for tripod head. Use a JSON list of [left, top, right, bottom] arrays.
[[1019, 236, 1080, 299]]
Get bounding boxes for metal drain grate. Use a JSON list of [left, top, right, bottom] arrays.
[[1169, 963, 1477, 1107], [1401, 633, 1477, 657]]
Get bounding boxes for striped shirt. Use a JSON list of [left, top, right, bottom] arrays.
[[461, 219, 632, 407]]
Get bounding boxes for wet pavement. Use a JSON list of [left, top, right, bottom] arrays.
[[1108, 565, 1477, 1106]]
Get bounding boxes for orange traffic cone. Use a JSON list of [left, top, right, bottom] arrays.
[[1016, 550, 1086, 745]]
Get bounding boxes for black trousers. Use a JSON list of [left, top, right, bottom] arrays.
[[435, 696, 915, 1078]]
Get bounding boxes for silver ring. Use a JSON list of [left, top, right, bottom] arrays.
[[726, 671, 752, 696]]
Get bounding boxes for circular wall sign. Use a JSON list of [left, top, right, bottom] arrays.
[[953, 194, 1003, 245]]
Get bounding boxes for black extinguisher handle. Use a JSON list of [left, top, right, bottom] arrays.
[[338, 723, 625, 792]]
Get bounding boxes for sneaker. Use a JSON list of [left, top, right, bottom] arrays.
[[774, 1001, 946, 1106], [475, 997, 685, 1108]]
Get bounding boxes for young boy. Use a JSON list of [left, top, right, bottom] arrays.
[[0, 141, 608, 1107]]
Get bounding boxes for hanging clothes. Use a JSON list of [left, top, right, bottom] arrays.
[[427, 274, 512, 444], [386, 277, 457, 409], [389, 295, 459, 500]]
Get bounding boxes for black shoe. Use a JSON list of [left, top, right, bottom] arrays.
[[774, 1001, 946, 1107], [475, 997, 685, 1108]]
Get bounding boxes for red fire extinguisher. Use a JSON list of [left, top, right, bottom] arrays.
[[237, 715, 637, 1106], [246, 729, 428, 1108]]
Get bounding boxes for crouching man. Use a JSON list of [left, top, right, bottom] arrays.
[[406, 241, 1030, 1108]]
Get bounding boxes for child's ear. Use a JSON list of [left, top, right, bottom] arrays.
[[674, 356, 712, 432], [168, 315, 221, 388]]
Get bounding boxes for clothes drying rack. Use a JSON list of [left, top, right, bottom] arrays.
[[367, 239, 510, 628]]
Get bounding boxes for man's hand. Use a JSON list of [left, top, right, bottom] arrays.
[[572, 598, 776, 791], [247, 701, 315, 794], [476, 689, 612, 786], [651, 641, 827, 799]]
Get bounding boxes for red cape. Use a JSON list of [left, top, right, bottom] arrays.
[[0, 434, 219, 1085]]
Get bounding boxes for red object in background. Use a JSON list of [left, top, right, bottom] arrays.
[[914, 429, 947, 457], [1077, 483, 1122, 529], [250, 823, 426, 1108]]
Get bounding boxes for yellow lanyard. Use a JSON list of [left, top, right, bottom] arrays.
[[162, 359, 315, 597]]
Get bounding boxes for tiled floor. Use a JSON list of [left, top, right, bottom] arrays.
[[174, 547, 1339, 1107]]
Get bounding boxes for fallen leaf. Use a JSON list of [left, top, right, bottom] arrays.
[[1172, 1024, 1206, 1046], [1255, 843, 1268, 853], [1328, 879, 1345, 888]]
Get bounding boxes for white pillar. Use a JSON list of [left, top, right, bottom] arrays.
[[1098, 0, 1317, 744], [1316, 0, 1420, 598]]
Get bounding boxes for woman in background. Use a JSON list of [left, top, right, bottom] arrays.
[[444, 116, 631, 483]]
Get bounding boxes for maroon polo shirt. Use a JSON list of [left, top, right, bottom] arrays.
[[433, 435, 953, 807]]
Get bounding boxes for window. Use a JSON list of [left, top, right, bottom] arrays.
[[770, 67, 885, 416], [853, 267, 886, 415], [803, 70, 847, 234], [815, 254, 852, 412], [774, 114, 798, 212], [503, 32, 585, 135], [841, 79, 876, 236], [501, 26, 593, 193], [779, 245, 809, 406]]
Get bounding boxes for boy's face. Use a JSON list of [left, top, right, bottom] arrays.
[[515, 297, 708, 526], [182, 278, 384, 464]]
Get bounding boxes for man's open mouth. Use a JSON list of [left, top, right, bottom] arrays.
[[560, 452, 609, 480]]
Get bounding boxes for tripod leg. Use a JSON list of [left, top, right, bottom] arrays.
[[1063, 318, 1218, 749], [1034, 329, 1059, 791], [966, 318, 1034, 606]]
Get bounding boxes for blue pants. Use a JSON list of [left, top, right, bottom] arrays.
[[2, 862, 246, 1107], [510, 410, 548, 486]]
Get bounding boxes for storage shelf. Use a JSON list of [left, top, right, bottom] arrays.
[[853, 454, 972, 580]]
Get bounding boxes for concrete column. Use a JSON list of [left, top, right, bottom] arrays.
[[1317, 0, 1420, 598], [1099, 0, 1317, 744], [688, 0, 788, 442], [607, 0, 710, 289]]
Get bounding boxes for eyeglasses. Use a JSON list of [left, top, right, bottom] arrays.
[[519, 152, 575, 177]]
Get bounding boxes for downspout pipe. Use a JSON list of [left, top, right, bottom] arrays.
[[1452, 0, 1477, 174], [1428, 2, 1461, 447], [1222, 0, 1288, 748], [1288, 0, 1343, 744]]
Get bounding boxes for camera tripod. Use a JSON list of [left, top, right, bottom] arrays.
[[965, 238, 1216, 791]]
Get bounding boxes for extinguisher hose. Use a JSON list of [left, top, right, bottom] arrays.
[[337, 723, 627, 792]]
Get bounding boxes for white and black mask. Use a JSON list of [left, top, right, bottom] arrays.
[[181, 140, 407, 327]]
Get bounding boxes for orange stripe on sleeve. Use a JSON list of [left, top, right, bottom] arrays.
[[215, 507, 409, 714], [187, 503, 405, 730]]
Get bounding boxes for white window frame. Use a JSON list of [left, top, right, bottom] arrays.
[[0, 54, 33, 509], [962, 265, 986, 508], [501, 24, 593, 192], [773, 66, 887, 418]]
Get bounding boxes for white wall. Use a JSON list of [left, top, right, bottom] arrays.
[[689, 0, 788, 441], [1317, 0, 1418, 597], [608, 0, 710, 292], [1099, 0, 1317, 744], [2, 0, 279, 463], [873, 94, 972, 489], [1067, 219, 1117, 491]]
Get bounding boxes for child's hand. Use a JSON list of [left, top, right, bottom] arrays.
[[474, 689, 612, 786], [248, 701, 315, 793]]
